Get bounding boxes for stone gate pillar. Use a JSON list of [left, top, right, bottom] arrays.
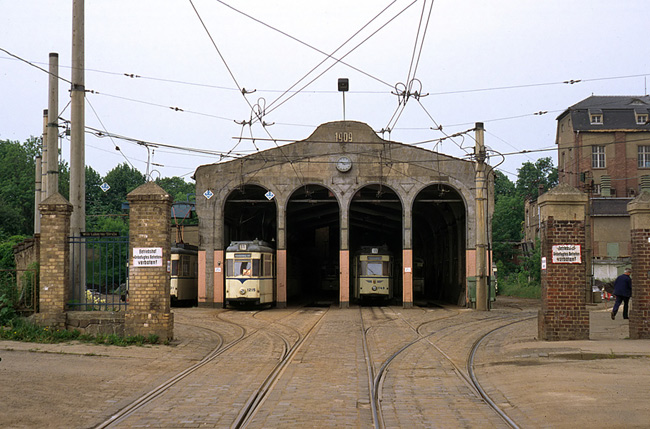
[[628, 192, 650, 339], [538, 184, 589, 341], [125, 182, 173, 341], [36, 193, 72, 328]]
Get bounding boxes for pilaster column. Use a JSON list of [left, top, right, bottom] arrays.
[[37, 193, 73, 328], [125, 182, 173, 341], [538, 184, 589, 341], [628, 192, 650, 339]]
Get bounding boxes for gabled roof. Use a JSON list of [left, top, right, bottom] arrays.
[[557, 95, 650, 131]]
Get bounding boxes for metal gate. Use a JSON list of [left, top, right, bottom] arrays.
[[68, 234, 129, 311], [0, 268, 38, 315]]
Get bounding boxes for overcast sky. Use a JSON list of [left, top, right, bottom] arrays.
[[1, 0, 648, 183]]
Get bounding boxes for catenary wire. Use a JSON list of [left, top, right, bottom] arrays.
[[213, 0, 397, 93], [262, 0, 399, 114]]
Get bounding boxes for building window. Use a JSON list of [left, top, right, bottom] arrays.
[[592, 146, 605, 168], [636, 113, 648, 125], [639, 146, 650, 168], [590, 114, 603, 124]]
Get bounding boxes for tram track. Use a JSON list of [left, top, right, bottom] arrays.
[[360, 304, 535, 428], [95, 310, 251, 428], [95, 306, 329, 428], [231, 307, 330, 428]]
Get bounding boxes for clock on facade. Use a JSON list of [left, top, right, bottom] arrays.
[[336, 156, 352, 172]]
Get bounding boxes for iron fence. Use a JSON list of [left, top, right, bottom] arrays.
[[0, 268, 38, 315], [68, 235, 129, 311]]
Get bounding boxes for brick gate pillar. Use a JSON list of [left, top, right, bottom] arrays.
[[628, 192, 650, 339], [36, 193, 73, 328], [125, 182, 173, 341], [538, 184, 589, 341]]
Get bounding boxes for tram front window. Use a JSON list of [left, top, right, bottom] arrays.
[[362, 261, 385, 276]]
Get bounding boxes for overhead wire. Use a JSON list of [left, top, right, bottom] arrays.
[[260, 0, 399, 114], [212, 0, 395, 91], [84, 98, 136, 169], [188, 0, 255, 115], [260, 0, 419, 120]]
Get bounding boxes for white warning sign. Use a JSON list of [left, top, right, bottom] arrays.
[[133, 247, 163, 267], [552, 244, 581, 264]]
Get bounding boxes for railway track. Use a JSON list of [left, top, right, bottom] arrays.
[[360, 305, 535, 428], [95, 306, 329, 428], [95, 310, 250, 428]]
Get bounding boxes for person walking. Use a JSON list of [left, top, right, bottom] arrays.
[[611, 268, 632, 320]]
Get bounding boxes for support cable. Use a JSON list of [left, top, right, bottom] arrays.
[[213, 0, 396, 90], [261, 0, 419, 121], [188, 0, 255, 114], [262, 0, 399, 114], [85, 98, 136, 169]]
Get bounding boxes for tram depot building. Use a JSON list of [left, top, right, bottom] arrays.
[[194, 120, 490, 308]]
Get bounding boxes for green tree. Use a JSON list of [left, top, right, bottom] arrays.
[[0, 139, 38, 236], [515, 157, 558, 200], [86, 165, 107, 216], [155, 176, 195, 202], [102, 163, 146, 213], [492, 194, 524, 274]]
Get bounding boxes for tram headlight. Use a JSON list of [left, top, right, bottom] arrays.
[[239, 288, 246, 295], [372, 285, 377, 291]]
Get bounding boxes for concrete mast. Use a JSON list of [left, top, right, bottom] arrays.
[[475, 122, 488, 310], [70, 0, 85, 236], [46, 53, 59, 197], [41, 109, 48, 198], [34, 155, 42, 233]]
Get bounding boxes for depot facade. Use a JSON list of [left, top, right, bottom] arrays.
[[194, 121, 491, 308]]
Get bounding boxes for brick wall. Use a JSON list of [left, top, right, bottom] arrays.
[[630, 229, 650, 338], [124, 182, 173, 341], [538, 217, 590, 340], [35, 193, 72, 328], [628, 193, 650, 339]]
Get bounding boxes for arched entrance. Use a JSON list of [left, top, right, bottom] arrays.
[[224, 184, 277, 247], [349, 184, 403, 304], [413, 184, 466, 305], [286, 185, 340, 304]]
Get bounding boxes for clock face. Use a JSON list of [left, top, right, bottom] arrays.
[[336, 156, 352, 172]]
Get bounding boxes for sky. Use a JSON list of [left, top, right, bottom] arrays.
[[1, 0, 649, 184]]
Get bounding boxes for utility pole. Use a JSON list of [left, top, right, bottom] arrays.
[[34, 155, 41, 233], [70, 0, 85, 236], [41, 109, 48, 198], [475, 122, 488, 310], [47, 52, 59, 197]]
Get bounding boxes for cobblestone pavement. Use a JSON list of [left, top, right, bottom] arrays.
[[1, 298, 649, 428]]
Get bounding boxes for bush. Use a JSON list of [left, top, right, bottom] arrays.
[[0, 272, 18, 325], [0, 318, 163, 346], [497, 271, 541, 298]]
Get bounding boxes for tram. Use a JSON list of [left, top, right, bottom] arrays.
[[353, 245, 393, 301], [225, 240, 276, 307], [170, 243, 198, 306]]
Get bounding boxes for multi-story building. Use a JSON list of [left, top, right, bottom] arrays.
[[553, 95, 650, 280]]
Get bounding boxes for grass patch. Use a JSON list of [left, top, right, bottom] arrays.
[[497, 272, 541, 299], [0, 318, 161, 346]]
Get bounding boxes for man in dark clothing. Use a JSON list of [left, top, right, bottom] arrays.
[[611, 268, 632, 320]]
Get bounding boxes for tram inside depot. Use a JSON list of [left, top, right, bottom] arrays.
[[223, 183, 466, 306]]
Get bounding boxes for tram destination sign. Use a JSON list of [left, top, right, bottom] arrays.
[[133, 247, 163, 267], [552, 244, 581, 264]]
